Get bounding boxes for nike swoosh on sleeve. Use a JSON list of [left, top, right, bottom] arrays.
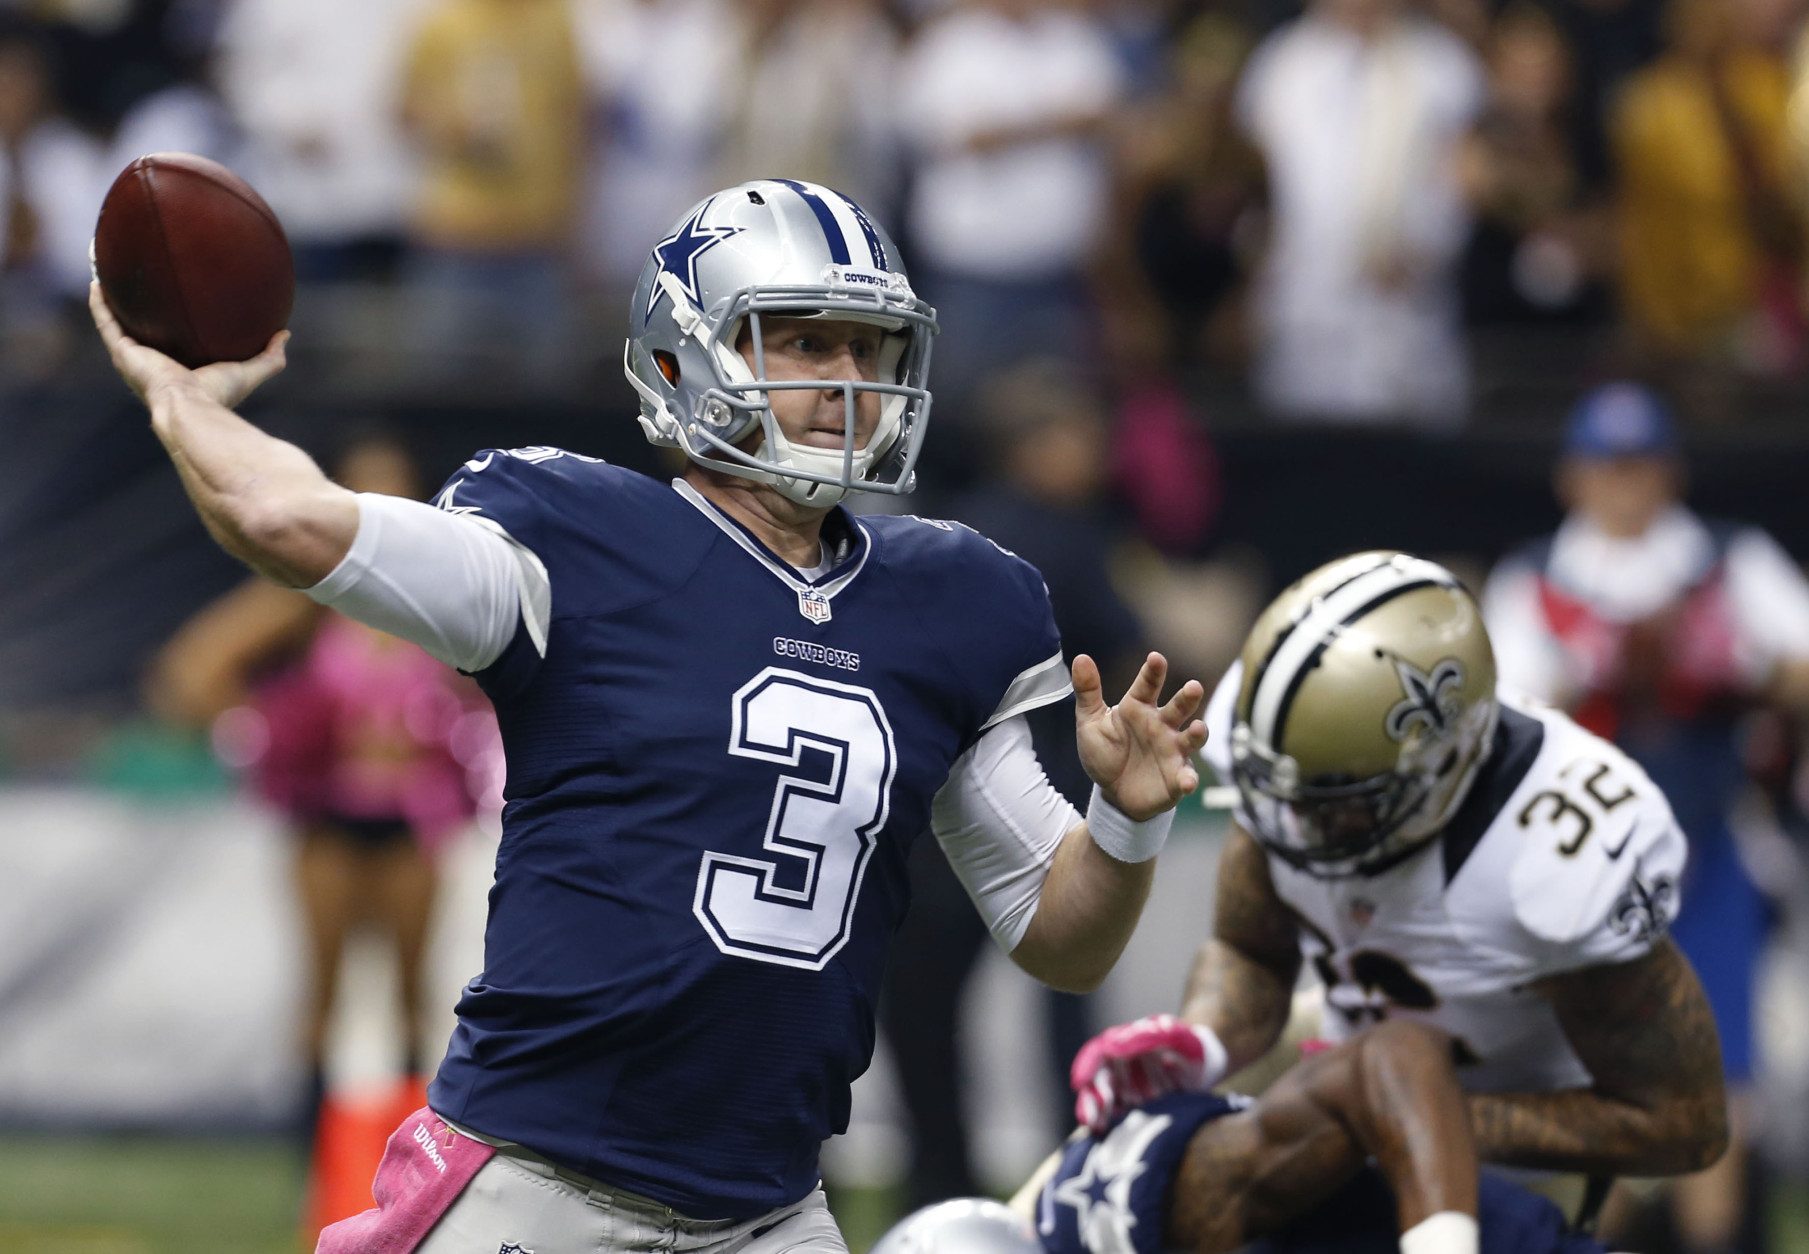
[[1603, 820, 1640, 860]]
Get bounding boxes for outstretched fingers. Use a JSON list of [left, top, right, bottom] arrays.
[[1159, 678, 1206, 729], [1073, 653, 1107, 720], [1179, 719, 1209, 755], [1124, 652, 1169, 708], [1175, 757, 1201, 795]]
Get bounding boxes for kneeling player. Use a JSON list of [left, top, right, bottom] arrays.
[[881, 1022, 1597, 1254]]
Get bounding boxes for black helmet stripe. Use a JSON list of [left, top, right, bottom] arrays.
[[1249, 557, 1460, 744], [1266, 579, 1445, 750], [1243, 555, 1391, 722]]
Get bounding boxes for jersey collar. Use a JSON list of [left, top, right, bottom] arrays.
[[671, 479, 873, 609]]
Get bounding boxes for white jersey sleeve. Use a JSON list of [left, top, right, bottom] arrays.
[[1480, 558, 1576, 707], [1726, 527, 1809, 673], [932, 714, 1084, 953], [1502, 713, 1687, 972], [305, 492, 552, 673]]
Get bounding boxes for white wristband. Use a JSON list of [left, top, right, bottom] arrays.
[[1400, 1212, 1479, 1254], [1085, 784, 1176, 864]]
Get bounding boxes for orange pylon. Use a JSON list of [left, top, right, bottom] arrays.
[[301, 1075, 432, 1247]]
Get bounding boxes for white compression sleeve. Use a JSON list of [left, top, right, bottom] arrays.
[[305, 492, 551, 673], [931, 715, 1083, 953]]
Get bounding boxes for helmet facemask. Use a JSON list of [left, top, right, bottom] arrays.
[[1230, 694, 1498, 878], [628, 275, 937, 507]]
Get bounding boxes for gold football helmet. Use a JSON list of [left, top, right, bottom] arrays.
[[1229, 551, 1498, 877]]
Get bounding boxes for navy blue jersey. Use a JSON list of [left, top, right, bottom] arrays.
[[1038, 1093, 1604, 1254], [425, 449, 1067, 1219], [1038, 1093, 1244, 1254]]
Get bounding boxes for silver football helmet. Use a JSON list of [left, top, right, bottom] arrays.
[[870, 1199, 1043, 1254], [624, 179, 938, 507]]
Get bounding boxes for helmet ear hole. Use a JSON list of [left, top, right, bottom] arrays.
[[654, 351, 681, 386]]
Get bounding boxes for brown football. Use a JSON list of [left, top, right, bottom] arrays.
[[93, 152, 294, 368]]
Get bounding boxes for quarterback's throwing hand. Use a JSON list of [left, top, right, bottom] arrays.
[[90, 280, 288, 412], [1070, 1014, 1227, 1134], [1074, 652, 1208, 821]]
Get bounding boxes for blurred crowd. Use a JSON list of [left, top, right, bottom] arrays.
[[2, 0, 1809, 424]]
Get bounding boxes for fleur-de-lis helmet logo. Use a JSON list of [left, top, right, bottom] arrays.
[[1384, 657, 1466, 742]]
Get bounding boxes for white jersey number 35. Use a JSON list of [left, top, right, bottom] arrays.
[[693, 668, 898, 970]]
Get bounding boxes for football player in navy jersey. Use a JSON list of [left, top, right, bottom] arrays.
[[875, 1022, 1602, 1254], [91, 179, 1210, 1254]]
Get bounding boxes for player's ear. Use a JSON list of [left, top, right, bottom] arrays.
[[654, 351, 680, 386]]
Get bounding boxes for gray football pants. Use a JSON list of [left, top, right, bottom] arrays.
[[415, 1151, 850, 1254]]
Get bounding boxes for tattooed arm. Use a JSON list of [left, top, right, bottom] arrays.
[[1468, 938, 1728, 1176], [1180, 825, 1302, 1073]]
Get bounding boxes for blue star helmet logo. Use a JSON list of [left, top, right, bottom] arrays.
[[645, 199, 744, 325]]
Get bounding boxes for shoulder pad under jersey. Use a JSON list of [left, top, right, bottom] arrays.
[[1505, 709, 1687, 971]]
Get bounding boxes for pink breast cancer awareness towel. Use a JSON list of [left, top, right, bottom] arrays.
[[316, 1107, 495, 1254]]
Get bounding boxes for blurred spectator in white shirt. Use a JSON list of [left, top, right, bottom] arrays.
[[0, 31, 104, 375], [717, 0, 900, 216], [110, 76, 239, 173], [1237, 0, 1483, 426], [571, 0, 743, 290], [897, 0, 1125, 410], [215, 0, 418, 278]]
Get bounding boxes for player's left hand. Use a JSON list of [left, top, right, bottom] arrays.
[[1074, 652, 1208, 821]]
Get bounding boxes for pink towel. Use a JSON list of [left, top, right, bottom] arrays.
[[315, 1107, 496, 1254]]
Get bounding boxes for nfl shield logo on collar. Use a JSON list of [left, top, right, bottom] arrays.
[[798, 588, 832, 624], [499, 1244, 534, 1254]]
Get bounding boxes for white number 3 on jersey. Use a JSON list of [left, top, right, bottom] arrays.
[[693, 668, 898, 970]]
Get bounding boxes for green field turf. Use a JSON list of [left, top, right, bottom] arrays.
[[0, 1136, 911, 1254], [0, 1135, 304, 1253]]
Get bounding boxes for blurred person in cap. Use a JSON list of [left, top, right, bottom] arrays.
[[1235, 0, 1484, 427], [147, 435, 502, 1142], [1483, 381, 1809, 1254]]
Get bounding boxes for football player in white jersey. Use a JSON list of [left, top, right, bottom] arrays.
[[1071, 551, 1727, 1189]]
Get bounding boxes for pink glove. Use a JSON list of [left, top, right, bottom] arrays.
[[1070, 1014, 1228, 1135]]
